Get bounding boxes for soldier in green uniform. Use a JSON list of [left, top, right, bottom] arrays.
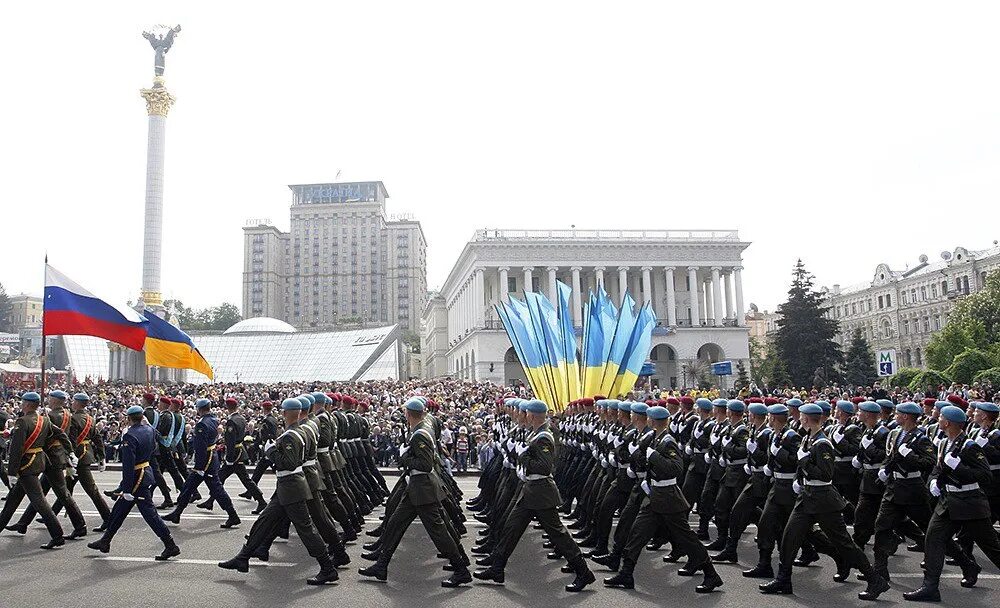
[[904, 405, 1000, 602], [474, 399, 595, 592]]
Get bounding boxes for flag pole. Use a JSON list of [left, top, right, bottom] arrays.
[[40, 255, 47, 395]]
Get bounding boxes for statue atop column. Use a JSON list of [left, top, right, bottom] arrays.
[[143, 25, 181, 78]]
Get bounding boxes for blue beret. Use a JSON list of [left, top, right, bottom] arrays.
[[895, 402, 921, 415], [748, 403, 768, 416], [940, 405, 967, 423], [518, 399, 531, 411], [767, 404, 789, 415], [858, 401, 880, 413], [976, 402, 1000, 413], [647, 406, 669, 420], [799, 403, 823, 415], [876, 399, 895, 410], [786, 398, 803, 408], [125, 405, 144, 416], [281, 398, 301, 411], [524, 399, 548, 414], [934, 400, 950, 410], [631, 402, 648, 415], [595, 399, 607, 409], [311, 392, 328, 405], [727, 400, 745, 412], [73, 392, 90, 402], [195, 398, 212, 409], [503, 398, 516, 407], [21, 391, 41, 403], [815, 400, 831, 413], [712, 398, 728, 408], [302, 393, 316, 405], [294, 397, 308, 409], [836, 400, 855, 414], [50, 390, 68, 400], [695, 398, 713, 411], [404, 397, 425, 412], [618, 400, 632, 411]]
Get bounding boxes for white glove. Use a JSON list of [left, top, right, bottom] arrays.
[[763, 465, 772, 476], [628, 442, 639, 455], [747, 440, 758, 453], [944, 452, 961, 470], [609, 453, 617, 467], [722, 436, 732, 447], [770, 442, 780, 456], [852, 456, 861, 469], [626, 466, 637, 479], [744, 464, 751, 475], [693, 428, 704, 439], [898, 443, 912, 457], [646, 446, 656, 459], [264, 439, 276, 452], [792, 480, 802, 494], [506, 439, 515, 451], [68, 454, 79, 468], [592, 447, 599, 459], [99, 461, 106, 473], [704, 452, 711, 463], [877, 468, 888, 483], [797, 446, 810, 461], [975, 435, 989, 447], [930, 479, 941, 497], [516, 466, 527, 482], [194, 469, 206, 476], [717, 455, 725, 466], [613, 437, 624, 448], [9, 476, 17, 487], [517, 443, 528, 455], [641, 480, 651, 495], [121, 493, 135, 502], [600, 456, 608, 468], [684, 445, 692, 456], [860, 434, 874, 449]]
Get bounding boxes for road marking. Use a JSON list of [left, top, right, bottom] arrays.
[[92, 556, 296, 567], [890, 573, 1000, 580]]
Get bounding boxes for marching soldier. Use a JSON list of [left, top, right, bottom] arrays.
[[87, 405, 180, 560], [198, 397, 268, 514], [705, 399, 751, 553], [58, 393, 111, 530], [830, 400, 862, 522], [697, 399, 729, 544], [850, 401, 891, 549], [249, 400, 280, 485], [681, 398, 715, 540]]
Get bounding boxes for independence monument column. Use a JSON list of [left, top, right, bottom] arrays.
[[138, 25, 181, 310]]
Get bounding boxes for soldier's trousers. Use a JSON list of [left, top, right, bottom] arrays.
[[242, 497, 328, 561], [377, 498, 462, 565], [102, 486, 170, 542], [872, 500, 931, 568], [46, 465, 111, 523], [681, 469, 706, 508], [852, 492, 882, 547], [623, 502, 709, 570], [924, 512, 1000, 585], [698, 475, 722, 528], [250, 455, 274, 484], [204, 462, 266, 506], [306, 495, 343, 550], [492, 502, 581, 568], [756, 496, 793, 558], [725, 485, 766, 552], [156, 451, 186, 491], [594, 484, 630, 552], [610, 490, 644, 556], [777, 508, 873, 582], [713, 481, 744, 536], [0, 474, 63, 539], [18, 470, 88, 532], [174, 470, 236, 515], [321, 474, 357, 533]]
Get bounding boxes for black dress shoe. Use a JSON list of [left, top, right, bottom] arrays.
[[5, 523, 28, 535], [155, 500, 174, 510], [196, 499, 214, 511], [696, 529, 710, 541], [473, 567, 505, 584], [646, 542, 664, 551], [65, 527, 88, 540], [87, 539, 111, 553], [677, 564, 699, 577], [565, 567, 596, 592], [162, 511, 181, 525], [307, 566, 339, 585], [251, 502, 267, 515], [712, 549, 738, 564], [742, 563, 774, 578], [361, 551, 381, 562], [591, 553, 620, 571], [92, 522, 108, 533], [961, 562, 981, 588], [833, 560, 852, 583], [759, 578, 793, 594], [793, 548, 819, 567], [696, 570, 724, 593], [561, 564, 574, 574], [220, 515, 241, 529], [362, 541, 381, 552], [40, 537, 65, 550], [546, 551, 562, 560], [603, 572, 634, 589], [358, 563, 388, 581], [907, 542, 925, 553], [704, 537, 727, 551], [475, 556, 493, 567], [218, 557, 250, 572], [858, 574, 890, 601], [366, 526, 383, 538], [441, 568, 472, 588], [252, 547, 270, 562], [155, 540, 181, 561], [662, 551, 683, 563], [542, 541, 554, 549], [903, 585, 940, 602]]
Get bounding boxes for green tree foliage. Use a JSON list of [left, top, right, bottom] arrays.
[[944, 348, 999, 385], [735, 360, 750, 390], [926, 269, 1000, 371], [972, 367, 1000, 386], [843, 329, 877, 387], [926, 322, 983, 371], [0, 283, 10, 333], [908, 370, 952, 394], [889, 367, 921, 388], [773, 260, 842, 387], [163, 299, 242, 331]]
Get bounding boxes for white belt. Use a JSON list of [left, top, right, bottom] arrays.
[[835, 456, 854, 462], [946, 483, 980, 492], [407, 470, 429, 477], [751, 466, 765, 473], [727, 459, 747, 466], [650, 478, 677, 487], [303, 459, 318, 467], [990, 464, 1000, 471], [275, 466, 303, 478], [693, 449, 707, 454], [618, 463, 630, 469], [773, 472, 796, 480], [863, 463, 884, 470], [525, 474, 551, 481], [893, 471, 921, 480], [317, 447, 330, 453], [804, 479, 832, 486]]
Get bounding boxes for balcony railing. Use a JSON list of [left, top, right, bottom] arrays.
[[473, 228, 740, 242]]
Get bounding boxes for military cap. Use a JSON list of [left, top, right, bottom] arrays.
[[976, 402, 1000, 413], [934, 400, 949, 410], [292, 396, 307, 409], [695, 398, 713, 411], [404, 397, 425, 412], [195, 398, 213, 409], [281, 398, 301, 411], [224, 397, 238, 406], [727, 400, 745, 412], [764, 397, 779, 406], [786, 398, 803, 408], [142, 392, 156, 402], [503, 398, 517, 407], [895, 402, 921, 415], [647, 406, 669, 420], [815, 400, 832, 413], [666, 397, 680, 406], [680, 396, 694, 406], [73, 392, 90, 402], [836, 400, 855, 414], [311, 392, 328, 405], [876, 399, 895, 410], [518, 399, 531, 411], [858, 401, 880, 413], [21, 391, 41, 403], [261, 400, 273, 408], [50, 390, 68, 400], [159, 396, 172, 406], [125, 405, 144, 416], [580, 397, 595, 406], [631, 402, 648, 415], [799, 403, 822, 415], [712, 398, 728, 408], [302, 394, 316, 405], [748, 403, 768, 416], [851, 396, 865, 405], [524, 399, 548, 414], [947, 394, 969, 408], [921, 398, 937, 408], [940, 405, 967, 423], [767, 404, 789, 415]]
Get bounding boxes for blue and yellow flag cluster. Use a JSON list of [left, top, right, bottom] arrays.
[[496, 284, 654, 412], [142, 309, 214, 380]]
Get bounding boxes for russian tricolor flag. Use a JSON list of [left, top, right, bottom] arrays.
[[43, 264, 149, 351]]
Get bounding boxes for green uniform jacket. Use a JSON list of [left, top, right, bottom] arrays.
[[516, 422, 562, 510], [795, 431, 845, 514], [224, 413, 249, 464], [299, 418, 326, 493], [268, 422, 312, 505], [645, 429, 688, 514], [884, 427, 935, 506], [44, 408, 74, 471], [931, 433, 993, 521], [400, 419, 444, 506], [70, 409, 105, 466], [7, 411, 69, 477]]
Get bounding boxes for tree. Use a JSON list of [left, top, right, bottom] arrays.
[[843, 328, 877, 387], [926, 322, 982, 371], [944, 348, 998, 385], [162, 299, 242, 331], [973, 367, 1000, 386], [773, 260, 842, 387], [209, 303, 242, 331], [748, 337, 766, 385], [0, 282, 11, 333], [908, 370, 952, 394], [889, 367, 921, 388]]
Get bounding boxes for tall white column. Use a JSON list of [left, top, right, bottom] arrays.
[[522, 266, 534, 293], [618, 266, 629, 303], [498, 266, 510, 303], [547, 266, 558, 303], [724, 270, 734, 322], [474, 268, 485, 327], [595, 266, 606, 291], [687, 267, 700, 326], [571, 266, 582, 326], [139, 80, 176, 308], [711, 266, 723, 326], [734, 266, 745, 326], [704, 279, 715, 324], [664, 267, 677, 327], [641, 266, 652, 306]]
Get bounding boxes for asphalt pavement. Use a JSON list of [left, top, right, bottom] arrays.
[[0, 472, 998, 608]]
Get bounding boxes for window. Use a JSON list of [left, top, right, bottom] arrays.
[[878, 295, 884, 309], [902, 292, 908, 304], [920, 286, 927, 300], [933, 315, 941, 330], [941, 280, 948, 295], [851, 303, 857, 315], [507, 277, 517, 293], [902, 320, 909, 335], [531, 277, 540, 291], [911, 288, 917, 302], [886, 294, 892, 307], [915, 348, 923, 366], [923, 317, 930, 333], [931, 284, 937, 298]]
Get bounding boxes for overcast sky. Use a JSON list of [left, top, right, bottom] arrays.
[[4, 2, 1000, 314]]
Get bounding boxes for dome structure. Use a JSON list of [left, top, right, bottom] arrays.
[[223, 317, 297, 335]]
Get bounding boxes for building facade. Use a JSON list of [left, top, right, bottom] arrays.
[[823, 245, 1000, 369], [8, 294, 43, 332], [242, 181, 427, 333], [422, 229, 752, 391]]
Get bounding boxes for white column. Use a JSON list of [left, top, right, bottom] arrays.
[[734, 266, 745, 326], [618, 266, 629, 303], [498, 266, 510, 303], [522, 266, 534, 293], [687, 267, 700, 326], [571, 266, 583, 326], [474, 268, 485, 327], [664, 267, 677, 327], [595, 266, 605, 291], [724, 270, 734, 322], [711, 266, 723, 326], [547, 266, 558, 303], [704, 279, 715, 324], [641, 266, 652, 306]]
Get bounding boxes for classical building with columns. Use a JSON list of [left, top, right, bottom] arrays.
[[421, 229, 752, 390]]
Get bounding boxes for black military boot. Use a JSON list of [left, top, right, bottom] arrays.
[[759, 577, 793, 595], [40, 536, 66, 550], [307, 555, 339, 585], [662, 548, 684, 562], [156, 498, 174, 510], [358, 561, 388, 582], [546, 551, 563, 560], [472, 566, 505, 584], [218, 555, 251, 572], [603, 560, 635, 589], [341, 527, 358, 544], [677, 562, 699, 576], [92, 520, 109, 533], [238, 490, 252, 499], [857, 569, 890, 601], [87, 537, 111, 553], [251, 545, 270, 562], [961, 562, 981, 588], [903, 584, 941, 602], [362, 540, 381, 552], [251, 500, 267, 515], [742, 561, 774, 579], [155, 537, 181, 561], [196, 499, 214, 511], [705, 527, 728, 551], [475, 555, 494, 567], [591, 551, 620, 571], [162, 510, 181, 525], [366, 524, 383, 538], [712, 538, 739, 564], [696, 563, 724, 593], [331, 547, 351, 568], [833, 557, 852, 582], [565, 556, 596, 592], [793, 545, 819, 567], [696, 518, 710, 541], [65, 526, 88, 540], [220, 511, 241, 529], [5, 523, 28, 535], [441, 560, 473, 588], [361, 550, 381, 562]]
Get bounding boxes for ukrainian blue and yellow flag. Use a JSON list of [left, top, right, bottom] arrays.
[[142, 309, 214, 380], [556, 281, 581, 403], [609, 302, 657, 398], [525, 291, 568, 409], [582, 291, 606, 398], [598, 293, 636, 397], [503, 297, 556, 407]]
